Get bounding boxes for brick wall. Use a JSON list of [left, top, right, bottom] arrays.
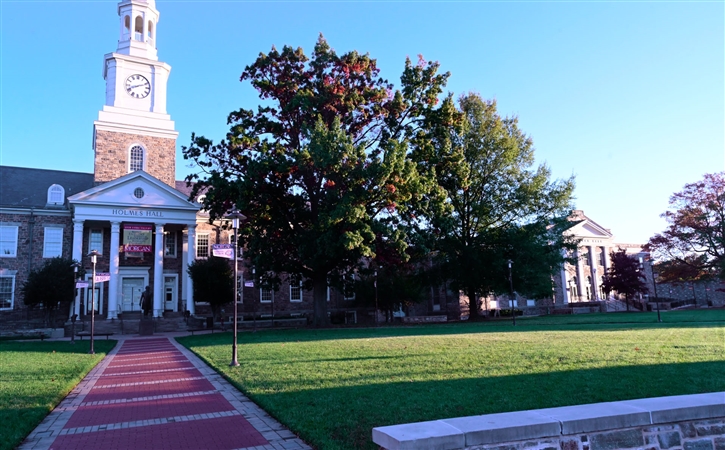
[[94, 130, 176, 187]]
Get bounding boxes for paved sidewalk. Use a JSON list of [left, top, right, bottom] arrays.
[[20, 336, 310, 450]]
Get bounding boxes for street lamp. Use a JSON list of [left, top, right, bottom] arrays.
[[374, 269, 379, 327], [508, 260, 515, 326], [87, 250, 100, 354], [70, 262, 81, 345], [226, 209, 246, 367], [650, 258, 661, 323]]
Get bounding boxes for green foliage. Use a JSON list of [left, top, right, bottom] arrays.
[[187, 257, 233, 318], [0, 340, 115, 450], [183, 37, 459, 325], [179, 310, 725, 450], [22, 257, 80, 324], [602, 249, 649, 304], [647, 172, 725, 280], [413, 93, 576, 316]]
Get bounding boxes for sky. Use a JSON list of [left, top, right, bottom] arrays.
[[1, 0, 723, 245]]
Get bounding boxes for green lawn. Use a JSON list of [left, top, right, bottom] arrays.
[[0, 340, 116, 450], [178, 310, 725, 450]]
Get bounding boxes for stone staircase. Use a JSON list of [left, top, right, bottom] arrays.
[[64, 312, 191, 337]]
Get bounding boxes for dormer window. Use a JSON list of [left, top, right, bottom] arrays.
[[129, 145, 145, 172], [47, 184, 65, 205]]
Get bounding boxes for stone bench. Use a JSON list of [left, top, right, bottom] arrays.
[[401, 316, 447, 324], [372, 392, 725, 450], [76, 332, 114, 340]]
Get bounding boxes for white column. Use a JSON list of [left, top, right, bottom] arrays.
[[181, 229, 189, 312], [153, 223, 164, 317], [107, 222, 121, 319], [186, 224, 196, 315], [575, 248, 585, 302], [72, 220, 84, 317], [588, 246, 598, 301]]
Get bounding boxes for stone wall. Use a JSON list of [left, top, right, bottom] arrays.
[[94, 130, 176, 187], [373, 392, 725, 450]]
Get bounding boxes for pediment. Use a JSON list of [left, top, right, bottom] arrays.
[[565, 211, 614, 240], [69, 171, 198, 211]]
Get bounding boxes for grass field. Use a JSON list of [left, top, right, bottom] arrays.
[[178, 310, 725, 450], [0, 340, 116, 450]]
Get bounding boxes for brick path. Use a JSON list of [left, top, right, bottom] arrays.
[[20, 337, 311, 450]]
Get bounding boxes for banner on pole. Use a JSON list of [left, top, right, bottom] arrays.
[[212, 244, 234, 259], [123, 224, 153, 252]]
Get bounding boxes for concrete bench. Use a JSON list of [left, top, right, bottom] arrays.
[[187, 328, 214, 335], [401, 316, 447, 324]]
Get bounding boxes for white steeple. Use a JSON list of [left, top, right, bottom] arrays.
[[116, 0, 160, 61]]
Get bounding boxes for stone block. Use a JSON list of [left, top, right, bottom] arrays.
[[589, 429, 644, 450], [537, 402, 651, 434], [372, 420, 464, 450], [684, 439, 714, 450], [658, 431, 683, 449], [623, 393, 725, 424], [561, 439, 580, 450], [443, 410, 561, 446], [714, 437, 725, 450], [695, 421, 725, 437]]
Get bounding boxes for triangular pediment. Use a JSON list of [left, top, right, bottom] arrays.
[[69, 171, 197, 210], [69, 171, 199, 225], [564, 210, 614, 241]]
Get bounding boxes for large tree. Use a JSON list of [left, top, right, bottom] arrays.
[[415, 93, 576, 318], [602, 249, 648, 311], [647, 172, 725, 280], [22, 257, 80, 325], [187, 257, 234, 320], [183, 37, 458, 326]]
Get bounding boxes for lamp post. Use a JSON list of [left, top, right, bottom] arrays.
[[87, 250, 100, 354], [70, 262, 81, 345], [226, 210, 245, 367], [374, 269, 379, 327], [650, 259, 661, 323], [508, 260, 515, 326]]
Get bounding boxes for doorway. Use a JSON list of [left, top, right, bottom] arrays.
[[164, 275, 178, 311], [121, 278, 145, 312]]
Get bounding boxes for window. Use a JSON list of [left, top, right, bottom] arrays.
[[196, 234, 209, 258], [47, 184, 64, 205], [164, 232, 176, 257], [260, 287, 273, 303], [0, 275, 15, 310], [134, 16, 143, 41], [599, 248, 606, 266], [43, 227, 63, 258], [343, 274, 356, 301], [0, 226, 18, 258], [89, 229, 103, 255], [129, 145, 144, 172], [289, 275, 302, 302]]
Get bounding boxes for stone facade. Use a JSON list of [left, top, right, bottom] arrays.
[[94, 130, 176, 188]]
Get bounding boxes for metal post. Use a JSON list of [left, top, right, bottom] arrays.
[[226, 210, 245, 367], [88, 250, 99, 354], [651, 260, 661, 323], [374, 269, 379, 327], [508, 260, 515, 326], [70, 262, 81, 345]]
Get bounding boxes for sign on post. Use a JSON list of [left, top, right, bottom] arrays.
[[75, 281, 89, 288], [212, 244, 234, 259], [94, 273, 110, 283]]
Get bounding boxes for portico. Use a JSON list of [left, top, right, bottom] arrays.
[[69, 171, 198, 319]]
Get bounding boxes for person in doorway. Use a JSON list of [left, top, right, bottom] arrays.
[[140, 286, 152, 316]]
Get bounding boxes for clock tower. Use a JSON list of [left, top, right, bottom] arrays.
[[93, 0, 178, 187]]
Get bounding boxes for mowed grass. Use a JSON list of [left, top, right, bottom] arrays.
[[178, 310, 725, 450], [0, 340, 116, 450]]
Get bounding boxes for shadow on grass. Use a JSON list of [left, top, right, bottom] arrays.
[[240, 360, 725, 450]]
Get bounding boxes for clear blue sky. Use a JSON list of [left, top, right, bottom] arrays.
[[1, 0, 723, 244]]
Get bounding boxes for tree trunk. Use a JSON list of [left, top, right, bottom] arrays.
[[467, 287, 483, 320], [312, 276, 329, 327]]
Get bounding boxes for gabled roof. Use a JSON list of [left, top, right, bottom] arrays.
[[0, 166, 94, 209], [69, 170, 199, 211], [565, 210, 614, 240]]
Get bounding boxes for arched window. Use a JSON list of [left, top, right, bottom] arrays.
[[134, 16, 143, 41], [47, 184, 65, 205], [123, 16, 131, 39], [147, 20, 154, 39], [129, 145, 145, 172]]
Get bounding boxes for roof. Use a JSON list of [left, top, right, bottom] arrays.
[[0, 166, 94, 209]]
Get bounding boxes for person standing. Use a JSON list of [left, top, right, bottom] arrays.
[[140, 286, 153, 316]]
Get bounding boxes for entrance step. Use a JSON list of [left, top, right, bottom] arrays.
[[139, 320, 154, 335]]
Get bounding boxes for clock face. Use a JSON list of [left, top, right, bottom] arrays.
[[125, 74, 151, 99]]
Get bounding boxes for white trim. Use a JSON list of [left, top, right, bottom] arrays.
[[164, 231, 177, 258], [128, 143, 147, 173], [89, 228, 104, 255], [196, 233, 209, 258], [289, 275, 302, 302], [0, 273, 16, 310], [43, 227, 64, 258], [0, 225, 18, 258], [163, 274, 178, 312], [260, 287, 273, 303], [47, 184, 65, 205]]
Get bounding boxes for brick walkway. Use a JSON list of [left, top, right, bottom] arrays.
[[20, 337, 311, 450]]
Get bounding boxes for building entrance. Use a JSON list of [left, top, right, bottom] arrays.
[[122, 277, 144, 312], [164, 275, 177, 311]]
